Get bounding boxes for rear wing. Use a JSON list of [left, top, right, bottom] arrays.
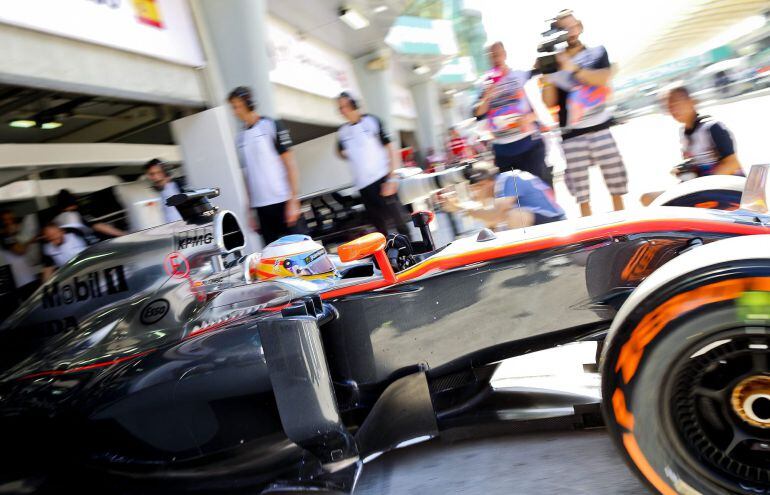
[[740, 164, 770, 214]]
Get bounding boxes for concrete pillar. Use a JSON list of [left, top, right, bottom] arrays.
[[192, 0, 276, 116], [171, 107, 260, 250], [352, 50, 399, 148], [410, 79, 444, 155]]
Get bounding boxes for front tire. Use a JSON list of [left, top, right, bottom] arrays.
[[602, 276, 770, 494]]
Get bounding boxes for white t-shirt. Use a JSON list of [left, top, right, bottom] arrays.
[[337, 114, 391, 190], [42, 231, 88, 268], [0, 250, 37, 287], [236, 117, 292, 208], [158, 181, 183, 222]]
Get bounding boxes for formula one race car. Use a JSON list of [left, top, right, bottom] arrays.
[[2, 166, 770, 495]]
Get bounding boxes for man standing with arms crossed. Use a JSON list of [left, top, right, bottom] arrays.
[[336, 92, 409, 237], [541, 9, 627, 216], [475, 42, 552, 186], [228, 86, 303, 245]]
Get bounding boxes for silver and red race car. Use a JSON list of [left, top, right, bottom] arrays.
[[1, 166, 769, 494]]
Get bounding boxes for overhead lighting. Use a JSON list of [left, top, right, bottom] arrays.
[[373, 5, 388, 14], [40, 121, 62, 130], [9, 120, 36, 128], [339, 6, 370, 30], [413, 65, 430, 75]]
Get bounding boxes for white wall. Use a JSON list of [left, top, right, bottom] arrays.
[[292, 133, 353, 198], [0, 23, 205, 106]]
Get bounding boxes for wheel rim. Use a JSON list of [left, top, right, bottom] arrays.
[[668, 330, 770, 490]]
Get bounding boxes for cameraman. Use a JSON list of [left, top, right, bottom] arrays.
[[540, 10, 627, 216], [475, 42, 552, 186]]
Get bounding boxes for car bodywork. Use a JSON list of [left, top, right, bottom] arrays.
[[1, 170, 770, 494]]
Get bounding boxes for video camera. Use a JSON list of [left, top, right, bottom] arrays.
[[536, 20, 569, 74]]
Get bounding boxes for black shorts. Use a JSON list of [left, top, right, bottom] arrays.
[[494, 139, 552, 187], [254, 201, 306, 246]]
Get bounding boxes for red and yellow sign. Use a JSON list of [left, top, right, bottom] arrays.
[[132, 0, 163, 28]]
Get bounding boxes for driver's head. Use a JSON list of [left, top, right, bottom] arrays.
[[42, 223, 64, 246], [554, 9, 582, 46], [467, 165, 499, 200], [665, 86, 697, 124], [144, 159, 169, 189], [486, 41, 507, 69]]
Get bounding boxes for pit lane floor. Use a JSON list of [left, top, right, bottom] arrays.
[[356, 342, 649, 494]]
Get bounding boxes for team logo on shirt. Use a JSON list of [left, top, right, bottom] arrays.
[[42, 265, 128, 308]]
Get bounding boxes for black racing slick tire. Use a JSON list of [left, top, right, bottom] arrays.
[[602, 274, 770, 495]]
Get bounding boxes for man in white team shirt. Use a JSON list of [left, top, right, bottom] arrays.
[[144, 159, 183, 223], [40, 223, 88, 281], [336, 92, 409, 237], [228, 86, 303, 245]]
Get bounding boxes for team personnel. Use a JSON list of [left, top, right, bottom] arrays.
[[447, 128, 471, 163], [228, 86, 303, 245], [144, 159, 183, 223], [443, 165, 565, 229], [640, 86, 743, 205], [53, 189, 126, 241], [336, 92, 409, 237], [668, 86, 742, 176], [541, 10, 627, 216], [0, 210, 38, 301], [40, 223, 88, 281], [475, 42, 552, 186]]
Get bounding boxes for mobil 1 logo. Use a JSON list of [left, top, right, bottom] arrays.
[[42, 265, 128, 309]]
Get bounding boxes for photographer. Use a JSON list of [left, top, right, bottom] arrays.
[[640, 86, 743, 205], [442, 164, 565, 230], [475, 42, 552, 187], [540, 10, 627, 216]]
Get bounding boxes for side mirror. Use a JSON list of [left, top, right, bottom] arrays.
[[338, 233, 387, 262]]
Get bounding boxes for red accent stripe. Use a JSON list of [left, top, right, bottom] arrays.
[[322, 218, 769, 299], [19, 349, 156, 380]]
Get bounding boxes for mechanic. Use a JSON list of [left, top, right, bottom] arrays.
[[475, 41, 552, 186], [447, 127, 471, 163], [540, 9, 627, 216], [40, 222, 88, 281], [53, 189, 126, 241], [336, 92, 410, 237], [640, 86, 744, 205], [144, 159, 183, 223], [668, 86, 742, 176], [228, 86, 304, 245], [442, 165, 565, 229], [0, 210, 38, 302]]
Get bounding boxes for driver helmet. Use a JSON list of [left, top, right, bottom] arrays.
[[250, 235, 338, 281]]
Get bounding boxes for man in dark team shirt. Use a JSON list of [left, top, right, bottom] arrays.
[[336, 92, 409, 237], [640, 86, 742, 205], [541, 9, 627, 216], [228, 86, 304, 245], [667, 86, 742, 176]]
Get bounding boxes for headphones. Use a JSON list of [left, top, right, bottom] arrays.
[[230, 86, 256, 111], [339, 91, 359, 110]]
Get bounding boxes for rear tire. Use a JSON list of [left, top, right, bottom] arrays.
[[602, 277, 770, 494]]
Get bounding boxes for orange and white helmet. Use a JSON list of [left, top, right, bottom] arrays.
[[248, 235, 338, 281]]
